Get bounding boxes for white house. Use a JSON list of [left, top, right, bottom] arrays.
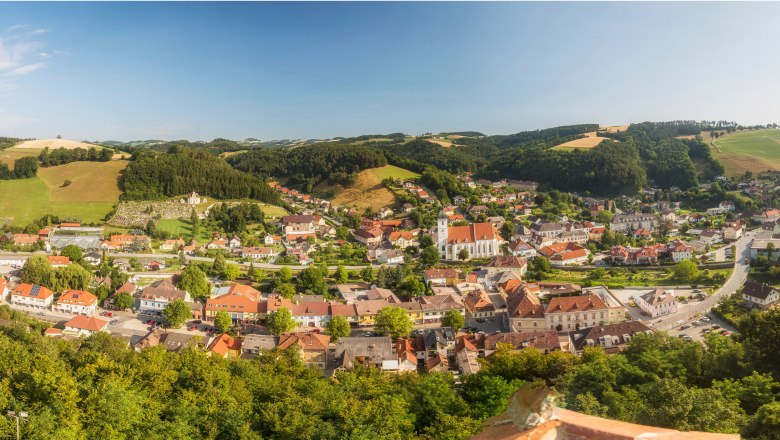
[[668, 243, 693, 263], [742, 280, 780, 309], [10, 284, 54, 309], [699, 229, 723, 245], [138, 280, 191, 313], [636, 288, 678, 318], [63, 315, 109, 337], [53, 290, 98, 316], [377, 249, 405, 265], [750, 239, 780, 261]]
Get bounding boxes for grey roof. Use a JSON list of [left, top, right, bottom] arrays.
[[570, 321, 653, 352], [242, 334, 278, 353], [742, 280, 778, 301], [49, 235, 102, 250], [328, 336, 396, 374]]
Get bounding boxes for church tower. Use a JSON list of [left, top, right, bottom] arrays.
[[437, 210, 448, 254]]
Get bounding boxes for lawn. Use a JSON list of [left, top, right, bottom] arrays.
[[0, 177, 115, 226], [258, 203, 288, 219], [711, 128, 780, 176], [369, 165, 420, 181], [542, 268, 733, 289]]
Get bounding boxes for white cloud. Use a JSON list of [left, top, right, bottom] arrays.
[[5, 24, 28, 32], [4, 62, 45, 77]]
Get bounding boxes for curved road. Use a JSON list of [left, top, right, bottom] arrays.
[[655, 229, 756, 331]]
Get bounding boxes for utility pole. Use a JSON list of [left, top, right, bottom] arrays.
[[6, 411, 28, 440]]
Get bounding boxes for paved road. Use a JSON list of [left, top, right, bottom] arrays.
[[654, 229, 756, 332]]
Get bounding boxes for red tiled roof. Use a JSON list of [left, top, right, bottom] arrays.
[[65, 315, 108, 332], [57, 290, 97, 307], [546, 295, 607, 313], [11, 283, 54, 299], [208, 333, 241, 356], [446, 223, 495, 244], [47, 256, 71, 266]]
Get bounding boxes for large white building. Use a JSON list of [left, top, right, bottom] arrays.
[[53, 290, 98, 316], [636, 288, 678, 318], [436, 211, 499, 260]]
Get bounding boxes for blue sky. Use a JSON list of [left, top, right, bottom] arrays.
[[0, 2, 778, 141]]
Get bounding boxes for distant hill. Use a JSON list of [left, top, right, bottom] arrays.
[[13, 138, 103, 150]]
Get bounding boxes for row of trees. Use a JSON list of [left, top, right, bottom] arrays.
[[0, 156, 38, 180], [37, 146, 113, 167]]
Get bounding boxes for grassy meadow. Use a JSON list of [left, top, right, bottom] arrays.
[[711, 128, 780, 176]]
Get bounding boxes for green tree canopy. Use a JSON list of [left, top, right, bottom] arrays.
[[178, 265, 210, 299], [214, 310, 233, 333], [325, 316, 351, 342], [267, 307, 297, 335], [163, 299, 192, 328], [441, 310, 465, 331], [375, 306, 413, 339]]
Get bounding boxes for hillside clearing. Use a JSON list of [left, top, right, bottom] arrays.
[[37, 160, 127, 202], [0, 177, 114, 226], [329, 169, 397, 211], [369, 165, 420, 181], [426, 138, 453, 148], [711, 128, 780, 176], [552, 132, 606, 150], [599, 124, 629, 133]]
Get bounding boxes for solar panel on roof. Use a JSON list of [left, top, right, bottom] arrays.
[[31, 285, 40, 296]]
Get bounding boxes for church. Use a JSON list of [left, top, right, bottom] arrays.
[[436, 211, 500, 260]]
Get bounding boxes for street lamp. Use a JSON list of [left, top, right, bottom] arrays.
[[6, 411, 28, 440]]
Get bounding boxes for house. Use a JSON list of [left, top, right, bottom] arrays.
[[47, 256, 71, 267], [228, 236, 242, 249], [327, 336, 398, 376], [507, 289, 545, 332], [699, 229, 723, 245], [377, 207, 394, 219], [464, 290, 495, 319], [53, 290, 98, 315], [722, 221, 743, 241], [83, 252, 102, 265], [414, 293, 466, 324], [377, 248, 405, 265], [483, 331, 561, 356], [281, 214, 326, 238], [278, 333, 331, 369], [205, 284, 263, 322], [10, 284, 54, 309], [610, 214, 659, 232], [507, 240, 537, 259], [545, 295, 609, 332], [415, 327, 456, 360], [668, 243, 693, 263], [607, 246, 659, 265], [636, 288, 678, 318], [355, 299, 393, 327], [402, 203, 415, 213], [160, 238, 185, 251], [569, 321, 653, 354], [353, 228, 384, 246], [393, 339, 420, 372], [12, 234, 39, 246], [538, 242, 589, 266], [530, 222, 564, 238], [484, 255, 527, 277], [241, 247, 276, 260], [423, 268, 461, 286], [589, 227, 606, 243], [207, 237, 228, 249], [240, 334, 277, 359], [388, 231, 417, 248], [436, 211, 499, 260], [264, 235, 282, 245], [208, 333, 242, 359], [0, 277, 7, 298], [425, 353, 449, 372], [454, 335, 481, 375], [138, 279, 191, 313], [63, 315, 109, 337], [742, 280, 780, 308]]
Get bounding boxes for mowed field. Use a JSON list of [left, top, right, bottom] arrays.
[[0, 160, 126, 226], [1, 138, 110, 168], [552, 132, 606, 150], [711, 129, 780, 176], [370, 164, 420, 180]]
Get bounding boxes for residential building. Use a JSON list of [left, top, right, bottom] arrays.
[[63, 315, 108, 337], [138, 279, 191, 313], [742, 280, 780, 308], [569, 321, 653, 354], [278, 333, 331, 369], [327, 336, 398, 376], [464, 289, 495, 319], [53, 290, 98, 315], [482, 331, 561, 356], [208, 333, 242, 359], [423, 268, 461, 286], [750, 239, 780, 260], [414, 293, 466, 324], [545, 295, 608, 331], [484, 255, 527, 277], [10, 284, 54, 309], [388, 231, 417, 248], [47, 256, 71, 267], [241, 247, 276, 260], [507, 289, 545, 332], [538, 242, 589, 266], [507, 239, 537, 258], [415, 327, 456, 360], [610, 214, 659, 232], [206, 284, 264, 323], [240, 334, 277, 358], [699, 229, 723, 245], [281, 214, 326, 238], [636, 288, 678, 318], [530, 222, 564, 238], [669, 243, 693, 263], [723, 222, 743, 241], [436, 211, 499, 260], [353, 228, 384, 246]]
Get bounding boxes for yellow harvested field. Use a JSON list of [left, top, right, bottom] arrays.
[[553, 132, 606, 150], [330, 168, 397, 211], [37, 160, 127, 202], [599, 124, 629, 133], [12, 138, 102, 150], [426, 138, 452, 148], [0, 148, 35, 168]]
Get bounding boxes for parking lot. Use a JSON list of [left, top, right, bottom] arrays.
[[673, 313, 737, 342], [611, 287, 708, 323]]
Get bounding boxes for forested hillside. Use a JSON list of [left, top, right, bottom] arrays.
[[122, 147, 280, 203], [228, 143, 387, 192]]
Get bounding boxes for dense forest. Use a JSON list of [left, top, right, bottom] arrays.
[[122, 147, 280, 204], [2, 304, 780, 438], [228, 143, 387, 192]]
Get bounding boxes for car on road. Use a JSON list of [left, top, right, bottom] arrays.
[[476, 318, 487, 323], [712, 324, 721, 330], [36, 312, 45, 316], [701, 317, 711, 322], [680, 324, 692, 330], [109, 319, 118, 325]]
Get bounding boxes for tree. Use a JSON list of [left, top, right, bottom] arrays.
[[178, 265, 210, 299], [673, 260, 699, 282], [190, 209, 200, 239], [49, 264, 92, 291], [324, 316, 351, 342], [458, 248, 469, 261], [374, 306, 413, 339], [211, 253, 227, 275], [500, 222, 514, 241], [441, 309, 465, 331], [214, 310, 232, 333], [420, 246, 440, 268], [419, 235, 433, 249], [276, 282, 296, 298], [267, 307, 297, 335], [223, 264, 240, 281], [278, 266, 293, 283], [534, 256, 551, 273], [595, 210, 613, 224], [297, 266, 328, 295], [163, 299, 192, 328], [60, 244, 83, 263], [252, 266, 266, 283], [113, 292, 134, 310], [360, 266, 374, 282], [334, 264, 348, 283], [21, 255, 52, 285]]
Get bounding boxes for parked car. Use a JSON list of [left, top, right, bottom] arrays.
[[712, 324, 721, 330], [680, 324, 692, 330], [701, 317, 711, 322], [109, 319, 118, 325], [36, 312, 45, 316]]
